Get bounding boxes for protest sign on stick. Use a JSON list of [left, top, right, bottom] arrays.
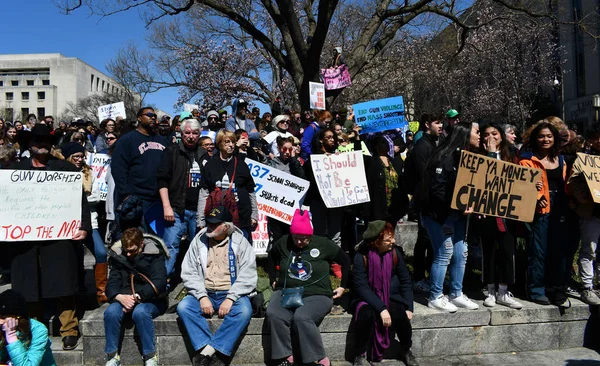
[[0, 170, 83, 241], [353, 96, 407, 134], [246, 159, 309, 224], [98, 102, 126, 121], [184, 103, 199, 112], [451, 150, 541, 222], [309, 82, 326, 110], [89, 153, 111, 201], [572, 153, 600, 203], [310, 151, 370, 208]]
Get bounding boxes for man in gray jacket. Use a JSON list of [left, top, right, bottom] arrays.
[[177, 206, 257, 366]]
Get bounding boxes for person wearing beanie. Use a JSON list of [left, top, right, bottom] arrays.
[[205, 110, 224, 132], [2, 125, 92, 351], [350, 221, 418, 366], [264, 115, 294, 158], [266, 209, 351, 366], [0, 290, 57, 365]]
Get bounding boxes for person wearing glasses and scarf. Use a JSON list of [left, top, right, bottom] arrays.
[[264, 115, 295, 158]]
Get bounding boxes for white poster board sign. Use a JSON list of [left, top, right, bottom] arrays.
[[309, 82, 326, 110], [90, 153, 111, 201], [246, 159, 309, 224], [184, 103, 199, 112], [310, 151, 370, 208], [251, 212, 269, 257], [98, 102, 126, 121], [0, 170, 83, 241]]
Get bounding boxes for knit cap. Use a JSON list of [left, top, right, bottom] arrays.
[[289, 209, 313, 236]]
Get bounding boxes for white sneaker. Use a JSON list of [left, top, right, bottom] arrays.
[[449, 294, 479, 310], [105, 354, 121, 366], [496, 291, 523, 309], [413, 279, 430, 294], [428, 295, 458, 313], [483, 292, 496, 307]]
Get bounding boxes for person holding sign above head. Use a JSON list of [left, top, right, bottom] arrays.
[[478, 122, 522, 309], [2, 124, 92, 351], [266, 209, 350, 366], [416, 122, 480, 312], [519, 122, 568, 306]]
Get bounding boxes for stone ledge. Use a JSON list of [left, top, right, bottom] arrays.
[[489, 298, 591, 325]]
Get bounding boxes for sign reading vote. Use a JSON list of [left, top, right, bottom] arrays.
[[572, 153, 600, 203], [309, 82, 326, 110], [98, 102, 126, 121], [246, 159, 310, 224], [451, 151, 541, 222], [0, 170, 83, 241], [90, 153, 111, 201], [310, 151, 370, 208], [353, 96, 406, 134]]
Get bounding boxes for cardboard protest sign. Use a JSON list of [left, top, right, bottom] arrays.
[[572, 153, 600, 203], [309, 82, 326, 110], [251, 212, 269, 257], [353, 96, 407, 134], [90, 153, 111, 201], [321, 64, 352, 90], [246, 159, 310, 224], [184, 103, 199, 112], [451, 150, 541, 222], [310, 151, 370, 208], [98, 102, 126, 121], [0, 170, 83, 241]]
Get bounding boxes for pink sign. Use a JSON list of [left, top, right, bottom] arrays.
[[321, 64, 352, 90]]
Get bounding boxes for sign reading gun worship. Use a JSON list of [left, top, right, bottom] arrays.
[[0, 170, 83, 241], [310, 151, 370, 208], [451, 151, 541, 223]]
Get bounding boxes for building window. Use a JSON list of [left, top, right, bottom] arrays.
[[6, 92, 13, 101], [11, 80, 18, 86], [90, 74, 94, 91], [4, 108, 13, 120], [37, 108, 45, 120], [26, 80, 34, 86], [42, 79, 50, 86], [21, 92, 29, 101], [96, 77, 99, 92], [0, 81, 3, 87], [102, 80, 105, 92], [21, 108, 28, 119], [38, 91, 45, 100]]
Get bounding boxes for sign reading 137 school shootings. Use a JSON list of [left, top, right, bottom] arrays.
[[353, 96, 407, 134], [97, 102, 126, 121], [451, 151, 541, 223], [246, 159, 310, 224], [0, 170, 83, 241], [310, 151, 370, 208], [572, 152, 600, 203]]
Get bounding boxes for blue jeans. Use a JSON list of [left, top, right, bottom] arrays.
[[422, 214, 468, 299], [84, 229, 107, 264], [162, 210, 197, 277], [104, 300, 167, 358], [177, 293, 252, 356]]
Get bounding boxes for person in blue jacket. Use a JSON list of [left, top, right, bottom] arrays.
[[225, 99, 260, 142], [0, 290, 57, 366]]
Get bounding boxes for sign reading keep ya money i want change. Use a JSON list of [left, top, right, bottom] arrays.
[[310, 151, 370, 208], [0, 170, 83, 241], [451, 150, 541, 222]]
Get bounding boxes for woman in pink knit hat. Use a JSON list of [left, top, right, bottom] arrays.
[[265, 209, 351, 366]]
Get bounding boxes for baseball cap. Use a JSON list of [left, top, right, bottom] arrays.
[[446, 109, 460, 119], [206, 206, 233, 224]]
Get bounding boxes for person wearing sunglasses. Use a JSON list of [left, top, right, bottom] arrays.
[[264, 115, 295, 158], [111, 107, 168, 235], [205, 110, 224, 133], [95, 118, 117, 153]]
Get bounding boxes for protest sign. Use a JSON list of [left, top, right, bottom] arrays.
[[246, 159, 309, 224], [309, 82, 326, 110], [321, 64, 352, 90], [451, 150, 541, 222], [572, 153, 600, 203], [98, 102, 126, 121], [0, 170, 83, 241], [251, 212, 269, 257], [353, 96, 407, 134], [310, 151, 370, 208], [89, 153, 111, 201], [184, 103, 199, 112]]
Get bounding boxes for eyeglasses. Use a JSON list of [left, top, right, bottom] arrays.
[[143, 113, 157, 118], [106, 124, 115, 127], [208, 117, 217, 121], [279, 120, 290, 125], [106, 137, 117, 141], [74, 138, 83, 143], [338, 139, 345, 143], [123, 247, 141, 256], [281, 147, 293, 153]]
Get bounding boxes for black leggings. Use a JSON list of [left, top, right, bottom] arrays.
[[481, 229, 516, 285]]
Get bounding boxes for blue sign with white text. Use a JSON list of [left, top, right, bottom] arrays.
[[353, 96, 407, 134]]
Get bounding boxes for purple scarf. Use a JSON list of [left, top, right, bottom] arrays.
[[355, 248, 393, 362]]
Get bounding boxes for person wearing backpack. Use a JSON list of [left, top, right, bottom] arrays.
[[350, 221, 417, 366], [197, 130, 258, 241], [103, 228, 169, 366]]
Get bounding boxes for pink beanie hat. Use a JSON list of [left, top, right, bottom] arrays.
[[289, 209, 313, 236]]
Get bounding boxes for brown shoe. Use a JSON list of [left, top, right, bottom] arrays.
[[95, 263, 109, 304]]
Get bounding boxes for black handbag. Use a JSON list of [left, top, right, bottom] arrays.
[[280, 251, 327, 309]]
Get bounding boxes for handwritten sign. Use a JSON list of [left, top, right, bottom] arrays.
[[451, 150, 541, 222], [184, 103, 199, 112], [0, 170, 83, 241], [251, 212, 269, 256], [246, 159, 309, 224], [354, 96, 407, 134], [309, 82, 326, 110], [572, 153, 600, 203], [90, 153, 111, 201], [310, 151, 370, 208], [98, 102, 126, 121], [321, 64, 352, 90]]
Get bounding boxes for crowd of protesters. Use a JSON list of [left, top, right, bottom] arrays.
[[0, 99, 599, 366]]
